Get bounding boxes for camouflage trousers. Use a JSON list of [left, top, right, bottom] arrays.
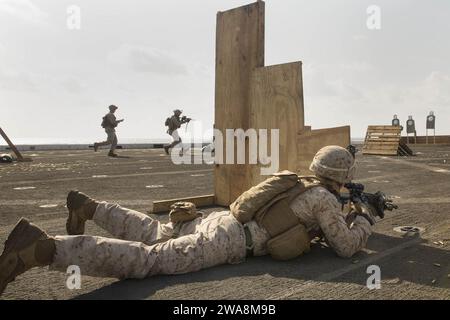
[[49, 202, 248, 279], [96, 128, 118, 152]]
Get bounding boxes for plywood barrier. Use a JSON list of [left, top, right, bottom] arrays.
[[214, 1, 265, 206], [248, 62, 305, 187], [297, 126, 351, 174]]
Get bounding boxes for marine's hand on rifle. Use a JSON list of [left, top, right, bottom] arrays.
[[342, 183, 398, 226], [347, 203, 377, 226], [383, 197, 398, 211], [366, 191, 398, 219]]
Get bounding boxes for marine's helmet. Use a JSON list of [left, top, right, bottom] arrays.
[[309, 146, 356, 184]]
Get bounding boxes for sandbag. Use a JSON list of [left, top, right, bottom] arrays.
[[230, 171, 299, 224], [169, 202, 201, 223]]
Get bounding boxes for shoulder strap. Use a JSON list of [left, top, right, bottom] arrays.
[[285, 176, 324, 202]]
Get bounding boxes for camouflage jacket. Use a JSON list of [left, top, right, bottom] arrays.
[[290, 186, 372, 258]]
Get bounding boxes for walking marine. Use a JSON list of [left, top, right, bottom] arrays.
[[0, 146, 394, 295]]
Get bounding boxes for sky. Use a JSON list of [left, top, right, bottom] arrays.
[[0, 0, 449, 144]]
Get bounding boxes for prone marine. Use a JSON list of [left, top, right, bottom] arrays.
[[0, 146, 392, 295]]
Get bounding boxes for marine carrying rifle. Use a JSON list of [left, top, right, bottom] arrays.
[[340, 183, 398, 222]]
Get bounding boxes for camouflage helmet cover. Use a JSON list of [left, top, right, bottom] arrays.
[[309, 146, 356, 184]]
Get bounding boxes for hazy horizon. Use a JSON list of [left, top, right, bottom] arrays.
[[1, 0, 449, 144]]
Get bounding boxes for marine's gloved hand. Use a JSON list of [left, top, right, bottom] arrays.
[[169, 202, 201, 224], [347, 203, 377, 226]]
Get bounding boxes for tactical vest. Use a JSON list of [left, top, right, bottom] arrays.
[[167, 116, 181, 134], [101, 113, 117, 129], [230, 172, 327, 260]]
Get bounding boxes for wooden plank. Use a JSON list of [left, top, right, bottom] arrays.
[[367, 125, 402, 131], [367, 133, 401, 137], [366, 138, 400, 141], [367, 135, 400, 138], [249, 62, 304, 186], [363, 149, 399, 156], [364, 142, 399, 147], [367, 131, 401, 135], [363, 146, 399, 152], [367, 132, 400, 136], [0, 127, 32, 162], [366, 138, 400, 142], [364, 145, 399, 150], [367, 132, 401, 135], [367, 128, 401, 133], [365, 140, 401, 144], [214, 1, 265, 206], [151, 195, 216, 214], [366, 136, 401, 140]]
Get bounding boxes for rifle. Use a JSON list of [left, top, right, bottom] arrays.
[[181, 116, 192, 123], [341, 182, 398, 220], [181, 116, 193, 133]]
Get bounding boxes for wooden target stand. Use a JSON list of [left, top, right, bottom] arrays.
[[426, 114, 436, 145], [426, 128, 436, 145], [0, 127, 32, 162], [151, 1, 350, 213]]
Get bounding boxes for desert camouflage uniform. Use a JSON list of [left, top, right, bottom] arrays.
[[96, 113, 118, 152], [50, 203, 246, 278], [50, 186, 371, 279]]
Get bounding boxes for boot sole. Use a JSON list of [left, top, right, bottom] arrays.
[[66, 208, 84, 235], [0, 218, 46, 295], [66, 191, 85, 235]]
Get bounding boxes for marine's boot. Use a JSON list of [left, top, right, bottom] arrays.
[[0, 218, 55, 296], [108, 151, 118, 158], [66, 190, 99, 235], [93, 143, 99, 152], [163, 146, 170, 155]]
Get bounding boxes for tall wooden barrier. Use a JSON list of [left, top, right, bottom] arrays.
[[152, 1, 350, 212], [214, 2, 266, 205]]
